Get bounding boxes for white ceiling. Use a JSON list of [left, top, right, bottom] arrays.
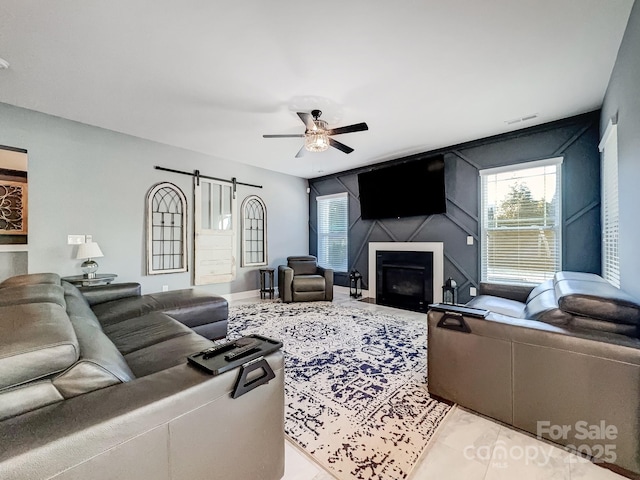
[[0, 0, 633, 179]]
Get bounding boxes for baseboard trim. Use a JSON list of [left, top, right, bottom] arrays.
[[220, 288, 280, 302], [219, 289, 260, 302], [335, 285, 370, 297], [221, 286, 371, 303]]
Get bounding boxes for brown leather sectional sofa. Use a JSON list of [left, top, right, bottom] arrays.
[[428, 271, 640, 475], [0, 273, 285, 480]]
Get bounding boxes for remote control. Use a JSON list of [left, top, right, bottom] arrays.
[[224, 340, 260, 361], [200, 342, 235, 359]]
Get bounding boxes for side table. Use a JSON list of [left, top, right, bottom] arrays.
[[61, 273, 118, 287], [259, 268, 275, 299]]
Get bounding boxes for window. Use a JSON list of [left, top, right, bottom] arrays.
[[317, 192, 348, 272], [599, 120, 620, 287], [241, 195, 267, 267], [480, 157, 562, 285], [146, 182, 188, 274]]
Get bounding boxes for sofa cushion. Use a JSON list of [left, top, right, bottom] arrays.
[[124, 333, 213, 377], [91, 289, 228, 329], [0, 284, 66, 309], [0, 303, 79, 389], [466, 295, 526, 318], [288, 256, 319, 275], [53, 316, 135, 398], [63, 281, 103, 330], [151, 291, 228, 330], [0, 381, 64, 421], [0, 273, 61, 288], [523, 280, 573, 325], [292, 275, 325, 293], [554, 272, 640, 326], [570, 316, 639, 337], [526, 279, 554, 303], [102, 311, 194, 355], [79, 282, 142, 306]]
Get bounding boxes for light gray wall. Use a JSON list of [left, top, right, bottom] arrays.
[[0, 251, 27, 279], [601, 0, 640, 300], [0, 102, 309, 294]]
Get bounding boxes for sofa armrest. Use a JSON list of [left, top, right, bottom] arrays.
[[0, 352, 285, 480], [79, 283, 141, 306], [317, 266, 334, 301], [478, 282, 534, 303], [278, 266, 293, 303]]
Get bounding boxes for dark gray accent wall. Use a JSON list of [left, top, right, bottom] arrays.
[[601, 0, 640, 300], [309, 112, 601, 303]]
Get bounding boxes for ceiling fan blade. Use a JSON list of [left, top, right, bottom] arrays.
[[263, 134, 305, 138], [295, 144, 307, 158], [329, 138, 354, 154], [327, 122, 369, 136], [297, 112, 315, 130]]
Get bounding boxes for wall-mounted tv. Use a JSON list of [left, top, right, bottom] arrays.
[[357, 155, 446, 220]]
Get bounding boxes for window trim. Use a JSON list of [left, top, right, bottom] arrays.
[[599, 119, 620, 287], [480, 157, 563, 286], [316, 192, 349, 273], [479, 156, 564, 177]]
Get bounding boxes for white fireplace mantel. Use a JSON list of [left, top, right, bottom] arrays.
[[368, 242, 444, 304]]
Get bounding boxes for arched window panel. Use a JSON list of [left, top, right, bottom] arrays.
[[241, 195, 267, 267], [146, 182, 188, 275]]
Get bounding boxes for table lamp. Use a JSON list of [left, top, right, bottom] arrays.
[[76, 241, 104, 279]]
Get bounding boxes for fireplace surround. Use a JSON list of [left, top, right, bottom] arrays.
[[368, 242, 444, 310]]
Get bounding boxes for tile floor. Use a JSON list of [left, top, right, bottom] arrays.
[[230, 289, 627, 480]]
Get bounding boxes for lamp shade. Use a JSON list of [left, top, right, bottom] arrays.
[[76, 242, 104, 260]]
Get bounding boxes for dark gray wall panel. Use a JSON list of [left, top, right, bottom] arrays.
[[309, 112, 601, 303], [601, 0, 640, 300]]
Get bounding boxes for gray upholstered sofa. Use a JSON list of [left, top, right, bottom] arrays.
[[0, 273, 285, 480], [428, 271, 640, 475], [278, 255, 333, 303]]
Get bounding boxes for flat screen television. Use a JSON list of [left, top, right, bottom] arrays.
[[357, 155, 446, 220]]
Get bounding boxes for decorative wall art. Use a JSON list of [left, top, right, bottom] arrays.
[[241, 195, 267, 267], [0, 146, 28, 245], [146, 182, 188, 274]]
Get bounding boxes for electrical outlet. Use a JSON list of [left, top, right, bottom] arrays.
[[162, 285, 169, 292], [67, 235, 85, 245], [470, 287, 477, 296], [467, 236, 474, 246]]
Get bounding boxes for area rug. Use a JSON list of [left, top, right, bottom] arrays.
[[226, 302, 451, 480]]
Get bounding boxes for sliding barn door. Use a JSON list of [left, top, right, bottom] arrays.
[[193, 178, 236, 285]]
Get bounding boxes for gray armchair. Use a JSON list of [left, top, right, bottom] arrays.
[[278, 255, 333, 303]]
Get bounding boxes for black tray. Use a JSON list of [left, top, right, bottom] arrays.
[[428, 303, 489, 318], [188, 334, 283, 376]]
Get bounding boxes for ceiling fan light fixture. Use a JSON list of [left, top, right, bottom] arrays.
[[263, 108, 367, 156], [305, 131, 330, 152], [305, 119, 329, 152]]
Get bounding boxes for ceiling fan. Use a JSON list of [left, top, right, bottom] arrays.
[[263, 109, 368, 158]]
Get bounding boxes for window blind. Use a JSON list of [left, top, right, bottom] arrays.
[[317, 193, 348, 272], [599, 121, 620, 287], [480, 158, 562, 285]]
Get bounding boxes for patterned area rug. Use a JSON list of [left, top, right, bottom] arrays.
[[226, 302, 451, 480]]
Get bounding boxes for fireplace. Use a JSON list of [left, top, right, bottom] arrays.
[[376, 251, 433, 312], [368, 242, 444, 310]]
